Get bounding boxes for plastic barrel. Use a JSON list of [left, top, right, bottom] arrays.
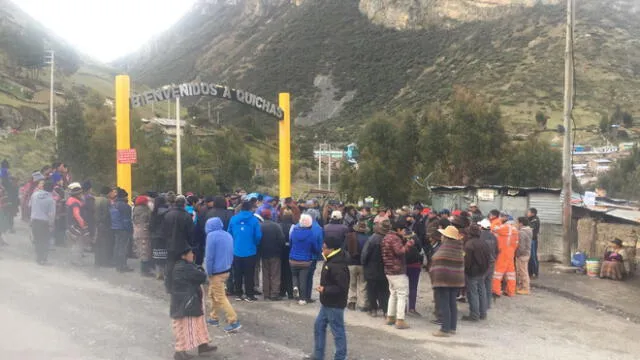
[[585, 259, 601, 277]]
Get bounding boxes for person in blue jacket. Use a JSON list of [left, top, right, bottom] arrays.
[[290, 214, 321, 305], [228, 201, 263, 302], [205, 217, 241, 332], [307, 217, 324, 302]]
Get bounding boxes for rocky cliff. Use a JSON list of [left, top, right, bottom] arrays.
[[117, 0, 640, 140], [359, 0, 562, 29]]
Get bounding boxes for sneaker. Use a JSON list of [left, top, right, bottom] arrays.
[[244, 296, 258, 303], [461, 315, 479, 322], [293, 287, 300, 299], [207, 319, 220, 326], [408, 309, 422, 317], [306, 299, 316, 304], [235, 295, 245, 302], [430, 319, 443, 325], [432, 330, 450, 338], [224, 321, 242, 333], [298, 300, 307, 305]]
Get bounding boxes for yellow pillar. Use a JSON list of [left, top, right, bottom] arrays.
[[278, 93, 291, 198], [115, 75, 132, 199]]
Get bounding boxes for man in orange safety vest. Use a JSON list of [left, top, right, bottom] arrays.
[[492, 212, 519, 297]]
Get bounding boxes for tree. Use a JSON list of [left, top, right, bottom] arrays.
[[57, 97, 90, 179], [447, 88, 507, 184], [622, 112, 633, 128], [599, 114, 610, 135], [500, 139, 562, 187], [598, 146, 640, 200], [355, 116, 410, 207], [535, 111, 548, 129]]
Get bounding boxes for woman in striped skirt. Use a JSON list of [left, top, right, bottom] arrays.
[[169, 247, 217, 360]]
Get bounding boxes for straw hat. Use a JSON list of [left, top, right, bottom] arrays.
[[438, 225, 461, 240]]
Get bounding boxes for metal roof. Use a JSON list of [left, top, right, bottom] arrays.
[[429, 185, 561, 194], [606, 209, 640, 224]]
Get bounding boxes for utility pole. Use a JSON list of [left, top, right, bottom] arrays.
[[176, 98, 183, 194], [562, 0, 575, 265], [44, 50, 55, 131], [317, 143, 323, 190], [328, 143, 332, 191]]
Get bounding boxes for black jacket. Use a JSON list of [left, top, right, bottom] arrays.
[[361, 233, 386, 281], [206, 207, 233, 230], [320, 249, 350, 309], [260, 220, 286, 258], [163, 207, 195, 254], [169, 259, 207, 319], [464, 236, 492, 277], [480, 230, 498, 262], [528, 215, 541, 241]]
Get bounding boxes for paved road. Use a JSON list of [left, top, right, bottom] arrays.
[[1, 226, 639, 360]]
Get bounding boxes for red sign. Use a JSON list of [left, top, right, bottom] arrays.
[[117, 149, 137, 164]]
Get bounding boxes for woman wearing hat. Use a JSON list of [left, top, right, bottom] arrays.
[[430, 225, 465, 337], [600, 239, 629, 280], [169, 247, 217, 359]]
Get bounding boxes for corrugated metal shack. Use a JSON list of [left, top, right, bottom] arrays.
[[429, 185, 564, 261]]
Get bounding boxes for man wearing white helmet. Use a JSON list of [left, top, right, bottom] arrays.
[[478, 219, 497, 310]]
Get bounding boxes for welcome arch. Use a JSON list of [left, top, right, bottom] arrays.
[[115, 75, 291, 199]]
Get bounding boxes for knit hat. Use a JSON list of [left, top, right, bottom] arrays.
[[261, 208, 272, 220], [354, 221, 369, 233], [32, 171, 46, 182], [378, 219, 392, 234], [135, 195, 149, 206], [330, 210, 343, 220], [438, 225, 461, 240], [393, 217, 408, 230], [299, 214, 313, 228], [324, 236, 342, 250]]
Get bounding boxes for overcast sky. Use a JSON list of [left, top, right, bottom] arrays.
[[13, 0, 198, 62]]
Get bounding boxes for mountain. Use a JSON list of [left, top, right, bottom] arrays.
[[0, 0, 116, 132], [117, 0, 640, 142]]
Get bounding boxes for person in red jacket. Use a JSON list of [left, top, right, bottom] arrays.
[[381, 219, 414, 330], [66, 182, 89, 265]]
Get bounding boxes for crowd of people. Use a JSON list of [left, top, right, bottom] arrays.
[[1, 161, 548, 360]]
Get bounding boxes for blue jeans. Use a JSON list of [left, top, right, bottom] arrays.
[[306, 260, 318, 300], [434, 287, 458, 333], [314, 306, 347, 360], [529, 240, 539, 277], [484, 263, 494, 310], [466, 276, 487, 319]]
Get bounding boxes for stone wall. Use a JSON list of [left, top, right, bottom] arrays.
[[576, 218, 640, 272]]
